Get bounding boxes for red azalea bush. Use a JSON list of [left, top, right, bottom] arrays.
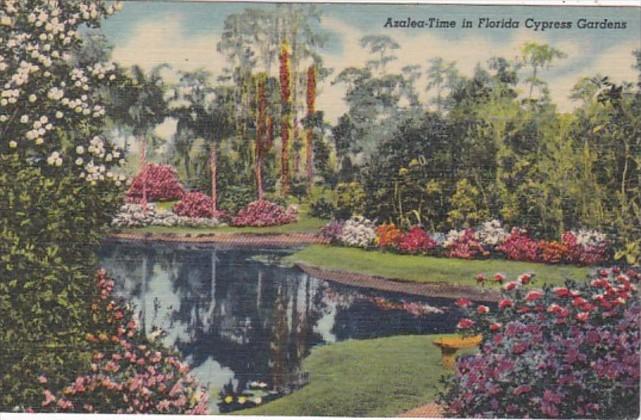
[[231, 200, 297, 227], [440, 267, 641, 419], [398, 226, 438, 254], [375, 223, 402, 249], [37, 270, 208, 414], [127, 164, 185, 202], [497, 228, 540, 262], [445, 229, 488, 259], [562, 231, 609, 266], [173, 191, 226, 219]]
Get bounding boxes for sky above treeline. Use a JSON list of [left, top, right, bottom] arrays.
[[101, 1, 640, 130]]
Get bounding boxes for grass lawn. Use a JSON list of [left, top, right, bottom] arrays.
[[285, 245, 592, 288], [240, 334, 464, 417]]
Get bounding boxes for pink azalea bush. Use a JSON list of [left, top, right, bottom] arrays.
[[440, 267, 640, 419], [444, 229, 489, 259], [497, 228, 540, 262], [173, 191, 226, 220], [397, 226, 438, 254], [127, 164, 185, 202], [231, 200, 297, 227], [37, 270, 208, 414]]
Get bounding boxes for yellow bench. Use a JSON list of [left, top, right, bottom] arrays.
[[432, 335, 482, 369]]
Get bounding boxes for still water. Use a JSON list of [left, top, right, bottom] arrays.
[[98, 241, 461, 411]]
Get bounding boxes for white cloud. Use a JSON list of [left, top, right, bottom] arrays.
[[111, 15, 226, 82], [548, 40, 638, 111]]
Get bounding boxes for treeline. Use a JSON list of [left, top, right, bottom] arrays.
[[83, 5, 640, 261]]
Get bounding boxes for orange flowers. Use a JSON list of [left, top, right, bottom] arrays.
[[375, 223, 402, 248]]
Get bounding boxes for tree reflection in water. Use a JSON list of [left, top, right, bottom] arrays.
[[99, 242, 462, 412]]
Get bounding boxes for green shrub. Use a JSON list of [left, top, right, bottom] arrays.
[[309, 197, 336, 219], [263, 192, 289, 208], [335, 182, 366, 219], [219, 185, 255, 214], [0, 154, 121, 409]]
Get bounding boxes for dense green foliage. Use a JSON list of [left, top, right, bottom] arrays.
[[351, 50, 641, 264], [0, 154, 121, 409]]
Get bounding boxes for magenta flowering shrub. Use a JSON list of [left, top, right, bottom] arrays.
[[127, 164, 185, 202], [231, 200, 297, 227], [497, 228, 540, 262], [37, 270, 208, 414], [173, 191, 226, 219], [440, 267, 641, 419], [397, 226, 438, 254], [444, 229, 488, 259], [320, 219, 344, 244]]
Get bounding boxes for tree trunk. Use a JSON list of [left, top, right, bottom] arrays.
[[281, 120, 290, 195], [305, 65, 316, 192], [279, 43, 291, 196], [140, 135, 148, 212], [306, 127, 313, 191], [210, 143, 218, 213], [256, 75, 267, 201], [256, 148, 264, 201]]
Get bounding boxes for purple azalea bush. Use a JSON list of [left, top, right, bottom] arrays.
[[440, 267, 641, 419]]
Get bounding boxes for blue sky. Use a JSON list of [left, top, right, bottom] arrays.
[[101, 2, 641, 124]]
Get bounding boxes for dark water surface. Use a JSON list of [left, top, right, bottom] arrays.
[[98, 242, 461, 411]]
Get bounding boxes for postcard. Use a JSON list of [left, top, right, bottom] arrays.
[[0, 0, 639, 418]]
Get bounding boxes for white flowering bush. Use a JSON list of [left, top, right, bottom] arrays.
[[0, 0, 125, 182], [443, 229, 467, 249], [574, 229, 609, 248], [111, 203, 222, 229], [338, 215, 377, 248], [476, 219, 509, 248]]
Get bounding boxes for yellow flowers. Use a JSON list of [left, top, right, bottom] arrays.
[[0, 16, 13, 27]]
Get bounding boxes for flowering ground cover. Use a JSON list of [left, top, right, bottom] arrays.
[[243, 334, 470, 417], [322, 218, 611, 267], [286, 245, 590, 289]]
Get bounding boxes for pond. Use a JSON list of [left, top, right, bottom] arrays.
[[98, 241, 463, 412]]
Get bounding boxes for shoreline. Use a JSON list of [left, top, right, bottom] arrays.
[[106, 231, 327, 248], [295, 263, 501, 303]]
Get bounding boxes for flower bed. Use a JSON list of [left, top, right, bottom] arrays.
[[440, 267, 640, 419], [321, 218, 611, 267], [36, 270, 209, 414], [231, 200, 298, 227], [111, 203, 222, 228]]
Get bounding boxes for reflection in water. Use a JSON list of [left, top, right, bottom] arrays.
[[99, 242, 461, 412]]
